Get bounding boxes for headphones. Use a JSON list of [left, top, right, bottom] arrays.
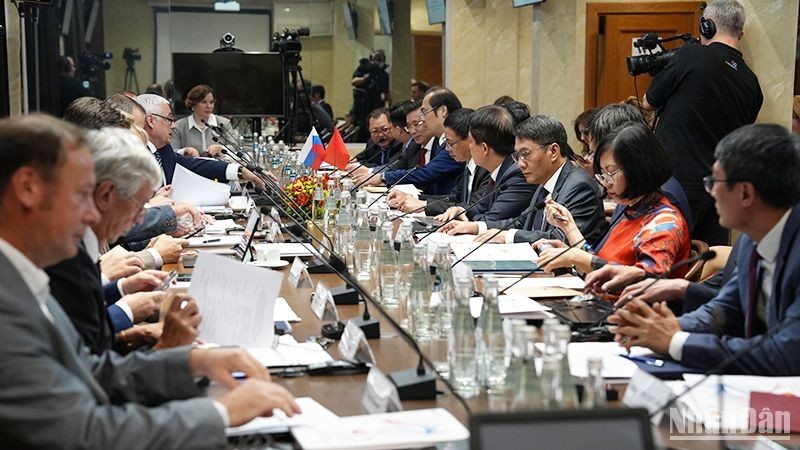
[[699, 2, 716, 39]]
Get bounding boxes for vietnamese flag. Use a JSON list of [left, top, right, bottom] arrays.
[[324, 127, 350, 170]]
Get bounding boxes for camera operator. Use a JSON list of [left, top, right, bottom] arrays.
[[351, 49, 390, 141], [642, 0, 762, 246]]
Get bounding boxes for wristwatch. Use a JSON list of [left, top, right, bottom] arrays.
[[379, 172, 386, 184]]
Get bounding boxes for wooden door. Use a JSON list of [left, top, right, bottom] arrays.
[[413, 33, 442, 87], [586, 2, 703, 109]]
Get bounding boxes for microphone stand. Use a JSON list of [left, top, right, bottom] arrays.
[[417, 186, 503, 241], [340, 142, 383, 178]]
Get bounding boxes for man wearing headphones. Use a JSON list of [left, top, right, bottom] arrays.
[[642, 0, 762, 246]]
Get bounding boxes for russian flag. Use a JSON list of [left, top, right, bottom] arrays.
[[298, 127, 327, 170]]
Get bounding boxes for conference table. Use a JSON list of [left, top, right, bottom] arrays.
[[173, 241, 799, 450]]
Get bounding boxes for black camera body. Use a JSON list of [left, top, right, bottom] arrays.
[[123, 47, 141, 63], [626, 32, 698, 77], [271, 27, 310, 55], [79, 50, 112, 75]]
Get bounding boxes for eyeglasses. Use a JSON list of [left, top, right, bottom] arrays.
[[511, 143, 552, 163], [369, 126, 392, 136], [702, 175, 739, 193], [594, 167, 623, 186], [403, 119, 426, 133], [151, 113, 177, 124], [445, 139, 463, 151], [419, 106, 439, 118]]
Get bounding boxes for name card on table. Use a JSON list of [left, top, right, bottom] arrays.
[[311, 281, 339, 322], [288, 256, 312, 288], [362, 367, 403, 415], [338, 321, 376, 365], [623, 369, 677, 424], [266, 221, 285, 243]]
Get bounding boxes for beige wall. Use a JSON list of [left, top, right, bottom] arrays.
[[447, 0, 798, 148], [411, 0, 442, 33], [103, 0, 156, 95]]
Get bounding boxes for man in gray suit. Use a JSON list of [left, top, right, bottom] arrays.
[[0, 114, 299, 448], [475, 115, 607, 246]]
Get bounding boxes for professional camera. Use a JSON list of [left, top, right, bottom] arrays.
[[271, 27, 310, 55], [79, 50, 112, 75], [220, 32, 236, 49], [123, 47, 140, 64], [626, 32, 698, 77]]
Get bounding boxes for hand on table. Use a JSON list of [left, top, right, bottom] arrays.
[[182, 147, 200, 158], [218, 380, 301, 426], [120, 269, 169, 294], [607, 299, 680, 354], [616, 278, 690, 307], [148, 235, 189, 264], [444, 221, 479, 235], [386, 190, 409, 209], [241, 168, 266, 190], [434, 206, 466, 223], [584, 265, 648, 297], [475, 228, 507, 244]]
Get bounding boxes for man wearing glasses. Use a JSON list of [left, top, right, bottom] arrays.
[[353, 108, 402, 167], [135, 94, 265, 190], [475, 115, 606, 247]]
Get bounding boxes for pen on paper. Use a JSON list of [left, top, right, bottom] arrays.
[[202, 238, 221, 244]]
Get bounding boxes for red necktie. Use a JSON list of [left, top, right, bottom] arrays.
[[418, 148, 426, 167], [488, 178, 496, 192], [745, 250, 762, 339]]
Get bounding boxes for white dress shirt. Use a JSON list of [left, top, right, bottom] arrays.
[[668, 208, 793, 361], [83, 228, 135, 324], [0, 237, 53, 322]]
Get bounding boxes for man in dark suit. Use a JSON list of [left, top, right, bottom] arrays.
[[310, 84, 334, 120], [135, 94, 264, 189], [475, 115, 607, 246], [354, 108, 403, 167], [610, 124, 800, 375], [440, 105, 536, 234], [45, 128, 197, 354], [0, 114, 299, 448], [351, 89, 465, 195], [388, 108, 491, 216]]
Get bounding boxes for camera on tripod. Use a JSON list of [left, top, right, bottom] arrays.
[[79, 50, 112, 75], [271, 27, 310, 55], [626, 32, 698, 77], [123, 48, 141, 65]]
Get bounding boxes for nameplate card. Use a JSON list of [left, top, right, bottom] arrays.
[[288, 257, 311, 288], [269, 207, 281, 224], [362, 367, 403, 415], [311, 281, 339, 322], [623, 369, 677, 425], [338, 321, 376, 365]]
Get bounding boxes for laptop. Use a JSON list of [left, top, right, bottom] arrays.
[[235, 207, 261, 261], [548, 296, 615, 329], [470, 408, 654, 450]]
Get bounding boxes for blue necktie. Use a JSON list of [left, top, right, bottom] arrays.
[[462, 166, 470, 203]]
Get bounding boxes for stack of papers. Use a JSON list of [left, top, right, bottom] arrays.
[[450, 242, 539, 272], [171, 164, 231, 206], [468, 295, 554, 320], [566, 342, 653, 381], [496, 275, 585, 298], [253, 242, 316, 257], [226, 398, 338, 436], [291, 408, 469, 450], [202, 219, 238, 235], [246, 335, 333, 367], [417, 232, 478, 247]]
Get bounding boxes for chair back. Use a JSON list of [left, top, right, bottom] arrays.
[[698, 245, 733, 283], [684, 239, 710, 282]]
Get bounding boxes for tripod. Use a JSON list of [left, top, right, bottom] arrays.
[[124, 60, 139, 93], [277, 49, 324, 146]]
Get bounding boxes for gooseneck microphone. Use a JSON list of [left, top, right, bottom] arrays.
[[366, 167, 419, 208], [349, 149, 408, 192], [417, 184, 506, 241], [497, 237, 588, 296]]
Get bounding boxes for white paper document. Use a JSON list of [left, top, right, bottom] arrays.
[[246, 335, 333, 367], [567, 342, 653, 380], [188, 252, 283, 347], [450, 242, 538, 261], [496, 275, 585, 298], [274, 297, 301, 322], [226, 397, 338, 436], [254, 242, 315, 257], [202, 219, 238, 235], [468, 295, 554, 319], [291, 408, 469, 450], [187, 235, 242, 248], [170, 163, 231, 206], [416, 232, 477, 247], [391, 184, 421, 198]]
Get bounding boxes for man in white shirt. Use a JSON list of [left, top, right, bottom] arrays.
[[0, 114, 298, 448], [609, 124, 800, 375]]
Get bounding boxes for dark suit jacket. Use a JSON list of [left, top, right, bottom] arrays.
[[470, 156, 536, 223], [356, 139, 403, 168], [115, 205, 177, 247], [677, 205, 800, 374], [0, 251, 226, 448], [424, 164, 492, 216], [157, 143, 228, 185], [383, 138, 464, 195], [487, 162, 607, 246]]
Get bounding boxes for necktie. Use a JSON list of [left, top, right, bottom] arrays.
[[153, 150, 166, 186], [531, 188, 549, 231], [488, 178, 496, 193], [418, 148, 426, 167], [745, 249, 763, 339], [462, 166, 471, 203]]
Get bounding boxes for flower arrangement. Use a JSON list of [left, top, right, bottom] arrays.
[[283, 173, 332, 220]]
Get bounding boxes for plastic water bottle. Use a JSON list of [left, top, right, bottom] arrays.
[[448, 275, 479, 398], [353, 206, 373, 281], [409, 243, 434, 341], [377, 222, 400, 307], [476, 275, 506, 392]]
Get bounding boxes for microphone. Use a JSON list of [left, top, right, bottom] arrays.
[[366, 167, 420, 208], [340, 142, 383, 178], [391, 197, 451, 221], [497, 236, 588, 295], [450, 200, 542, 268], [349, 149, 408, 192], [417, 184, 506, 241]]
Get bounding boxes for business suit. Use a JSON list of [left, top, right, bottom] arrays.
[[677, 206, 800, 375], [356, 139, 403, 167], [383, 138, 464, 195], [0, 251, 226, 449], [116, 205, 177, 245], [157, 143, 229, 185], [424, 164, 492, 216], [486, 162, 607, 246], [470, 156, 536, 223]]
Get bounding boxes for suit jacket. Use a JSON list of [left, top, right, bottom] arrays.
[[470, 156, 536, 223], [487, 162, 607, 246], [0, 251, 226, 448], [158, 143, 229, 185], [45, 241, 116, 354], [424, 165, 492, 216], [677, 206, 800, 375], [116, 205, 177, 246], [356, 139, 403, 168], [383, 138, 464, 195]]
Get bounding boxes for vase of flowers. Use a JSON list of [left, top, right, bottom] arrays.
[[283, 173, 331, 222]]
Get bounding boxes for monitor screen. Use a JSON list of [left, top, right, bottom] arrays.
[[172, 52, 284, 117], [512, 0, 545, 7], [471, 409, 654, 450], [426, 0, 445, 24]]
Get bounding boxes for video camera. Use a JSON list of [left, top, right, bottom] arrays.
[[626, 32, 698, 77], [123, 47, 140, 64], [79, 50, 112, 75], [271, 27, 310, 55]]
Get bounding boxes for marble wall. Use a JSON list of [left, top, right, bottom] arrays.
[[447, 0, 798, 147]]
